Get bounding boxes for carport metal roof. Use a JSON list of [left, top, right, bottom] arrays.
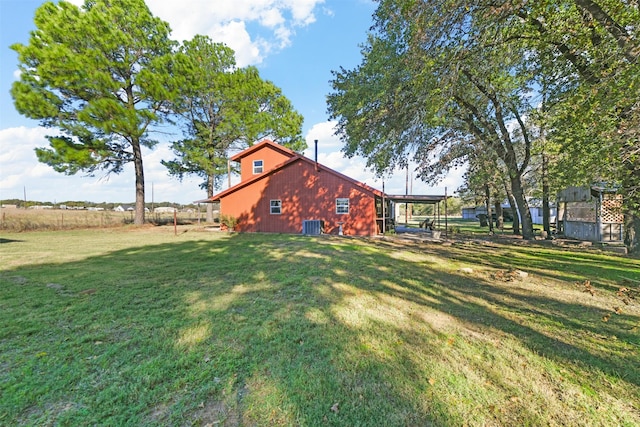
[[384, 194, 447, 204]]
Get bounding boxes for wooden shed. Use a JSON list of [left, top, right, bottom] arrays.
[[557, 185, 624, 242], [208, 140, 389, 236]]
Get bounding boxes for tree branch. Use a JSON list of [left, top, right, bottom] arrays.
[[516, 9, 600, 84], [453, 94, 507, 161], [574, 0, 638, 62], [511, 105, 532, 175], [462, 69, 513, 148]]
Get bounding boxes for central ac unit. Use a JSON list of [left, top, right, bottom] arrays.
[[302, 219, 324, 235]]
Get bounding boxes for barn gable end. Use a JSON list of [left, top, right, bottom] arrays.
[[210, 140, 385, 236]]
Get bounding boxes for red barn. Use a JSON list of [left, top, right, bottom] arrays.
[[208, 139, 389, 236]]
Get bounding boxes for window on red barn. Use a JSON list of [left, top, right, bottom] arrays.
[[336, 198, 349, 214], [253, 160, 263, 174], [270, 199, 282, 214]]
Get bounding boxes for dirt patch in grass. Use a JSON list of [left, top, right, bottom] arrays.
[[189, 399, 239, 427], [186, 384, 246, 427]]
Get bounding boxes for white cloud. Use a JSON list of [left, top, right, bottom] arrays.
[[158, 0, 324, 65], [210, 21, 266, 66], [0, 126, 48, 171], [0, 126, 208, 204], [287, 0, 320, 25], [153, 0, 325, 64], [260, 8, 285, 28], [64, 0, 324, 66], [303, 120, 343, 155]]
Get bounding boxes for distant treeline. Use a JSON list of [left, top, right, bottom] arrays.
[[0, 199, 209, 210]]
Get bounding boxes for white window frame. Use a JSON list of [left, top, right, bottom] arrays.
[[253, 159, 264, 174], [336, 198, 349, 214], [270, 199, 282, 215]]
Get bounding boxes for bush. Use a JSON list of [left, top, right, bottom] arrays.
[[219, 214, 238, 231]]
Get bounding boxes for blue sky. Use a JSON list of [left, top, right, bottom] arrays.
[[0, 0, 463, 204]]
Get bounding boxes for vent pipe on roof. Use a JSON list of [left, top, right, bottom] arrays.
[[314, 139, 318, 172]]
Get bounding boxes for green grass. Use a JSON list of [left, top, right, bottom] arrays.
[[1, 226, 639, 426]]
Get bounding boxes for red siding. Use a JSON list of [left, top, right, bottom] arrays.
[[220, 159, 379, 235], [238, 145, 293, 182]]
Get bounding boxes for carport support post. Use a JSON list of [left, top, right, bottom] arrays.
[[445, 187, 448, 239]]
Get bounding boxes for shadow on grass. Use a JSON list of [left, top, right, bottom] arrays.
[[1, 232, 638, 425], [0, 238, 24, 244], [382, 235, 639, 291]]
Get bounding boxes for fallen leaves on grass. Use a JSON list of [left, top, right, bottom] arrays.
[[579, 280, 640, 322], [330, 402, 339, 413], [616, 286, 637, 306], [577, 280, 596, 296]]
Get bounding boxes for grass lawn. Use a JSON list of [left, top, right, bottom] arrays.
[[1, 225, 639, 426]]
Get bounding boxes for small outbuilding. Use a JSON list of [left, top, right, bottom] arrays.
[[557, 185, 624, 242]]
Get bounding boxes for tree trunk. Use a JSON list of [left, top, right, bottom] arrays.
[[620, 130, 640, 252], [485, 183, 493, 233], [510, 175, 534, 239], [542, 153, 551, 238], [504, 182, 520, 235], [132, 137, 145, 225], [494, 198, 504, 230], [206, 173, 215, 223], [624, 212, 640, 254]]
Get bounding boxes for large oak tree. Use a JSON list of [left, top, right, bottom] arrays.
[[328, 0, 539, 238], [328, 0, 639, 247], [11, 0, 178, 225], [488, 0, 639, 249]]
